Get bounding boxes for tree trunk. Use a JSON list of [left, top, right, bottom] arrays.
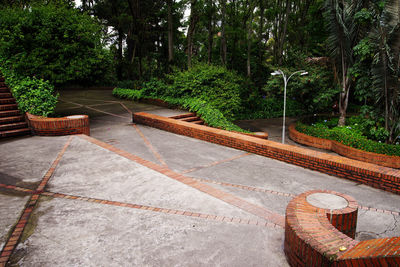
[[117, 28, 124, 80], [278, 0, 290, 65], [258, 0, 265, 66], [338, 46, 349, 126], [187, 0, 199, 69], [207, 0, 214, 65], [167, 0, 174, 70], [247, 3, 256, 77], [220, 0, 227, 66]]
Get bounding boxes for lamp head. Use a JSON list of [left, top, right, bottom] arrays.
[[271, 70, 282, 76], [300, 71, 308, 76]]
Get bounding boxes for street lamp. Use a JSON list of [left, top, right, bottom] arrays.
[[271, 69, 308, 144]]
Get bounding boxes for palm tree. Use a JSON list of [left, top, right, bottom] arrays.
[[370, 0, 400, 143], [324, 0, 364, 126]]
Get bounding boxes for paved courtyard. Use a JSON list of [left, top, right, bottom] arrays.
[[0, 89, 399, 266]]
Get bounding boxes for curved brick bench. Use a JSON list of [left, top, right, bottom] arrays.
[[285, 190, 400, 266], [26, 113, 90, 136], [289, 124, 400, 169]]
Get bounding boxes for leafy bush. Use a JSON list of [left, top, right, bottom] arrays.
[[0, 63, 58, 117], [112, 88, 143, 100], [142, 64, 244, 120], [296, 121, 400, 156], [0, 4, 114, 86], [113, 87, 247, 132]]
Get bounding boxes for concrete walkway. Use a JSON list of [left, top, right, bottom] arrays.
[[0, 89, 399, 266]]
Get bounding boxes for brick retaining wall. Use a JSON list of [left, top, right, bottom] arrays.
[[133, 112, 400, 195], [26, 113, 90, 136], [289, 124, 400, 169]]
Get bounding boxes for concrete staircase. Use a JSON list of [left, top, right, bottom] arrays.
[[169, 113, 205, 125], [0, 77, 30, 138]]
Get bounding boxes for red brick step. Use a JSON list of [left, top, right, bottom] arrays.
[[169, 113, 197, 119], [179, 116, 201, 122], [0, 128, 30, 138], [0, 121, 28, 131], [0, 110, 21, 117], [0, 88, 9, 93], [0, 104, 18, 111], [0, 93, 12, 98], [0, 115, 25, 124], [0, 98, 15, 104]]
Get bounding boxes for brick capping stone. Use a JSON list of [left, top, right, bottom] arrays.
[[133, 112, 400, 196], [285, 190, 400, 266], [26, 112, 90, 136], [289, 123, 400, 169]]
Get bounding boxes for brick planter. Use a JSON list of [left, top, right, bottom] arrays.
[[289, 124, 400, 169], [285, 190, 400, 266], [26, 112, 90, 136], [133, 112, 400, 195]]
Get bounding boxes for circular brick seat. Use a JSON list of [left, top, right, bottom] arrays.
[[285, 190, 400, 266]]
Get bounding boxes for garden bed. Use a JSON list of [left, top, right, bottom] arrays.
[[289, 124, 400, 168]]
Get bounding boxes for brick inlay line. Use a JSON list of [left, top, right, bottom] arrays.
[[85, 106, 130, 119], [0, 184, 34, 194], [190, 178, 400, 216], [78, 134, 285, 227], [191, 178, 295, 197], [0, 136, 72, 267], [119, 102, 133, 115], [132, 124, 168, 167], [42, 191, 279, 228], [180, 153, 251, 174], [2, 181, 398, 218], [60, 99, 130, 119]]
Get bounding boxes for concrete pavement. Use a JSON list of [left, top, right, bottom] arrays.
[[0, 89, 399, 266]]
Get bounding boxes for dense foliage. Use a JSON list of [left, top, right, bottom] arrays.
[[296, 116, 400, 156], [0, 3, 114, 86], [113, 87, 246, 132], [0, 0, 399, 144], [263, 64, 337, 113], [0, 63, 58, 117], [147, 64, 244, 120]]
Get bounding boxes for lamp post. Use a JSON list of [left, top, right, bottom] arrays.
[[271, 69, 308, 144]]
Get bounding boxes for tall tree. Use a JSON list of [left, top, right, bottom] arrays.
[[187, 0, 199, 68], [325, 0, 363, 126], [167, 0, 174, 69], [246, 0, 256, 77], [206, 0, 215, 64], [219, 0, 227, 65], [370, 0, 400, 143]]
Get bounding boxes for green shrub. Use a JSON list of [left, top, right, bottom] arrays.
[[142, 64, 244, 120], [112, 87, 247, 133], [296, 121, 400, 156], [0, 64, 58, 117], [0, 4, 113, 86], [112, 88, 143, 100]]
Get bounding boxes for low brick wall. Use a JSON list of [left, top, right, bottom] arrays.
[[133, 112, 400, 195], [26, 113, 90, 136], [289, 124, 400, 169], [288, 124, 332, 150], [285, 190, 400, 266]]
